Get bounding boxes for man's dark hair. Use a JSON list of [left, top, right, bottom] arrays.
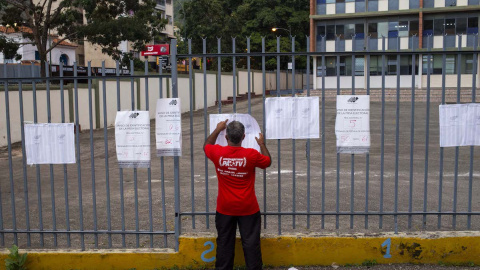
[[226, 121, 245, 144]]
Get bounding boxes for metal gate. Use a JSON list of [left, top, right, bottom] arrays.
[[1, 36, 480, 251]]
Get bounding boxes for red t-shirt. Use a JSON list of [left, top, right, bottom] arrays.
[[204, 144, 271, 216]]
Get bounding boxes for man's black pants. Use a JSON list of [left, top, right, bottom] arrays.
[[215, 211, 262, 270]]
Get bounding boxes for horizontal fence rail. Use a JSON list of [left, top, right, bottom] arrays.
[[0, 35, 479, 250]]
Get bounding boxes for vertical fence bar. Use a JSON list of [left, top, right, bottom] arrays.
[[87, 61, 97, 248], [19, 65, 31, 247], [114, 62, 123, 248], [262, 37, 267, 229], [233, 37, 237, 113], [452, 35, 462, 229], [159, 57, 168, 247], [394, 37, 400, 234], [188, 39, 195, 230], [306, 36, 311, 229], [380, 36, 386, 229], [350, 36, 356, 230], [291, 36, 296, 229], [423, 35, 432, 230], [321, 36, 326, 229], [74, 63, 85, 250], [203, 38, 210, 229], [172, 38, 181, 252], [247, 37, 252, 114], [467, 35, 477, 229], [0, 68, 6, 246], [32, 62, 44, 246], [409, 36, 417, 230], [365, 35, 371, 230], [45, 62, 57, 246], [218, 38, 222, 113], [336, 36, 340, 230], [5, 64, 17, 245], [130, 59, 140, 248], [103, 62, 113, 248], [276, 36, 282, 234], [59, 63, 70, 247], [145, 61, 154, 248], [438, 36, 447, 229]]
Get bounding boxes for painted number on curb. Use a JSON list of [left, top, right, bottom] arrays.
[[201, 241, 216, 263], [381, 238, 392, 259]]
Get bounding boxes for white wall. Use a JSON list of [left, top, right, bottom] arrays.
[[399, 0, 409, 10], [457, 0, 468, 6], [378, 0, 388, 11], [435, 0, 445, 8], [194, 73, 217, 111], [98, 80, 138, 128]]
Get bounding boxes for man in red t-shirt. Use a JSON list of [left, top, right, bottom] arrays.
[[204, 119, 271, 270]]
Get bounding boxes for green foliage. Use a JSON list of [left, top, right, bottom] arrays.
[[361, 259, 377, 266], [0, 35, 21, 61], [0, 0, 166, 75], [178, 0, 310, 71], [5, 245, 27, 270]]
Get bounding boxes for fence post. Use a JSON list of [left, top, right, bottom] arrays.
[[171, 38, 181, 251]]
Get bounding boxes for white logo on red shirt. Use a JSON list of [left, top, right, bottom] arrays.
[[219, 157, 247, 167]]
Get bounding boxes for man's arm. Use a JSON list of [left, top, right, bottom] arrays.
[[255, 133, 272, 167], [203, 119, 228, 151]]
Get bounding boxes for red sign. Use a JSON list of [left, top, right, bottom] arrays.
[[141, 44, 170, 56]]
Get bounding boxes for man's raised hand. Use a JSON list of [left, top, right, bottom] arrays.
[[255, 133, 265, 146], [216, 119, 228, 131]]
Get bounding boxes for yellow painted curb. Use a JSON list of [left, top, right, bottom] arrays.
[[0, 232, 479, 269]]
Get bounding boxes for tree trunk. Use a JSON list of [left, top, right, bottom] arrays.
[[38, 48, 48, 78]]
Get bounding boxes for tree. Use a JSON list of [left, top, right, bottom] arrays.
[[0, 0, 167, 76], [0, 35, 21, 61], [178, 0, 309, 71]]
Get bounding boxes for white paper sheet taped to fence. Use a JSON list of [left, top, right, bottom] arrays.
[[156, 98, 182, 156], [25, 123, 76, 165], [265, 97, 320, 139], [209, 114, 262, 153], [115, 111, 151, 168], [335, 95, 370, 154], [439, 103, 480, 147]]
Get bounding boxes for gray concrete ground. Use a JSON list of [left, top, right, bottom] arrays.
[[0, 90, 479, 251]]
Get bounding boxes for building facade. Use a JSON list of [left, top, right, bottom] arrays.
[[309, 0, 480, 89]]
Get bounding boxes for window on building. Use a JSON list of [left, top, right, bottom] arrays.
[[387, 56, 397, 75], [409, 0, 420, 9], [326, 56, 336, 76], [424, 0, 434, 8], [445, 18, 456, 35], [461, 54, 474, 74], [368, 23, 378, 38], [434, 19, 444, 35], [388, 0, 399, 10], [327, 25, 336, 40], [388, 21, 399, 38], [35, 51, 40, 61], [318, 25, 326, 37], [398, 21, 409, 37], [378, 22, 388, 37], [424, 20, 434, 36], [423, 54, 456, 74], [345, 24, 355, 39], [326, 0, 335, 3], [368, 0, 378, 11], [456, 18, 467, 35], [370, 55, 385, 75], [355, 23, 365, 39], [336, 25, 345, 39], [167, 15, 173, 25], [467, 17, 479, 34], [59, 54, 69, 66], [355, 0, 365, 12], [336, 0, 346, 13], [468, 0, 480, 5], [410, 20, 419, 36], [317, 0, 327, 14], [399, 55, 419, 75], [445, 0, 456, 6], [355, 57, 365, 75]]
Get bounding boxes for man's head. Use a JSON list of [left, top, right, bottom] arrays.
[[226, 121, 245, 146]]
